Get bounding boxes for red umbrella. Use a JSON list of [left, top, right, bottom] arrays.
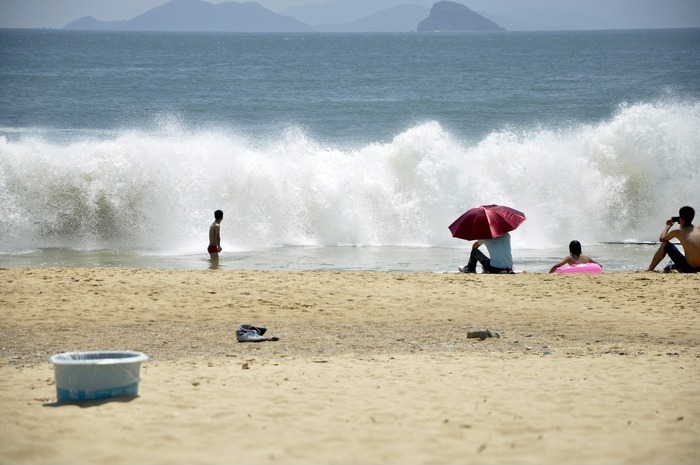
[[449, 204, 526, 241]]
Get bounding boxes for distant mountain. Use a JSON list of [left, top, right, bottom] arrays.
[[417, 1, 504, 31], [282, 0, 435, 26], [62, 0, 506, 34], [64, 0, 313, 32], [315, 4, 431, 32]]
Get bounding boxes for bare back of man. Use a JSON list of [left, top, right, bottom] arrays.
[[209, 222, 221, 253], [676, 225, 700, 267]]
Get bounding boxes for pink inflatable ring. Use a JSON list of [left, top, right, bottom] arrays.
[[554, 263, 602, 274]]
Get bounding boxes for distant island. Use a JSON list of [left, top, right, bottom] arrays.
[[417, 1, 504, 32], [64, 0, 503, 33], [64, 0, 312, 33], [314, 4, 431, 33]]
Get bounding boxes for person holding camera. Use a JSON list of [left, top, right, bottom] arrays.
[[647, 206, 700, 273]]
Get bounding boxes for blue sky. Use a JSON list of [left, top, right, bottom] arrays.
[[1, 0, 699, 29]]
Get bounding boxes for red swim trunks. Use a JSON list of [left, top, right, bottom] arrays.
[[207, 244, 219, 254]]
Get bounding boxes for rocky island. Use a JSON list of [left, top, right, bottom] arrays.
[[417, 1, 504, 32]]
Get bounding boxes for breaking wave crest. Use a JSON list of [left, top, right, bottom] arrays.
[[1, 98, 698, 254]]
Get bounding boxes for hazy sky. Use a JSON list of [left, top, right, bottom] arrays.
[[1, 0, 699, 29]]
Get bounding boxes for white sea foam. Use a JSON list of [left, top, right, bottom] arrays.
[[1, 99, 698, 254]]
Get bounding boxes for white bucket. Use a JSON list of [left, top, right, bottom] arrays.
[[49, 351, 149, 402]]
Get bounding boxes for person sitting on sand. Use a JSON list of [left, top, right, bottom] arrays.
[[647, 206, 700, 273], [459, 232, 514, 274], [208, 210, 223, 259], [549, 240, 601, 273]]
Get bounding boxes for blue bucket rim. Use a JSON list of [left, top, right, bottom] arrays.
[[50, 351, 149, 365]]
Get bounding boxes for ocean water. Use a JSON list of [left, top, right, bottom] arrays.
[[1, 28, 699, 272]]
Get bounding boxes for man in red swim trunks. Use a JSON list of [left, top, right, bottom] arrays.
[[208, 210, 223, 259]]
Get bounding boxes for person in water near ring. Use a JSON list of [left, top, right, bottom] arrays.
[[208, 210, 223, 259], [549, 240, 601, 273], [647, 206, 700, 273]]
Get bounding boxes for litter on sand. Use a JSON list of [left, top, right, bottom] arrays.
[[236, 325, 280, 343]]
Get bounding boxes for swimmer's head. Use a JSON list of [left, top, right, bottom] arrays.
[[569, 240, 582, 257]]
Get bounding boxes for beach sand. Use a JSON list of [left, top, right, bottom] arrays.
[[1, 267, 698, 464]]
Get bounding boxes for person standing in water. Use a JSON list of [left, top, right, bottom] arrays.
[[549, 240, 601, 273], [208, 210, 223, 259]]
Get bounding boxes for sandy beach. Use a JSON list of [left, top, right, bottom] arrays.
[[1, 267, 698, 464]]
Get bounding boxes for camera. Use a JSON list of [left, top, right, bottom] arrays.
[[671, 216, 680, 223]]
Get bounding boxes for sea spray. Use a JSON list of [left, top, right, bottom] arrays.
[[1, 100, 698, 254]]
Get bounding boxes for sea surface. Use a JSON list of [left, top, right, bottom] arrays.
[[1, 28, 699, 272]]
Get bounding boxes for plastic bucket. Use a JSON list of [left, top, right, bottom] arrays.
[[49, 351, 149, 402]]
